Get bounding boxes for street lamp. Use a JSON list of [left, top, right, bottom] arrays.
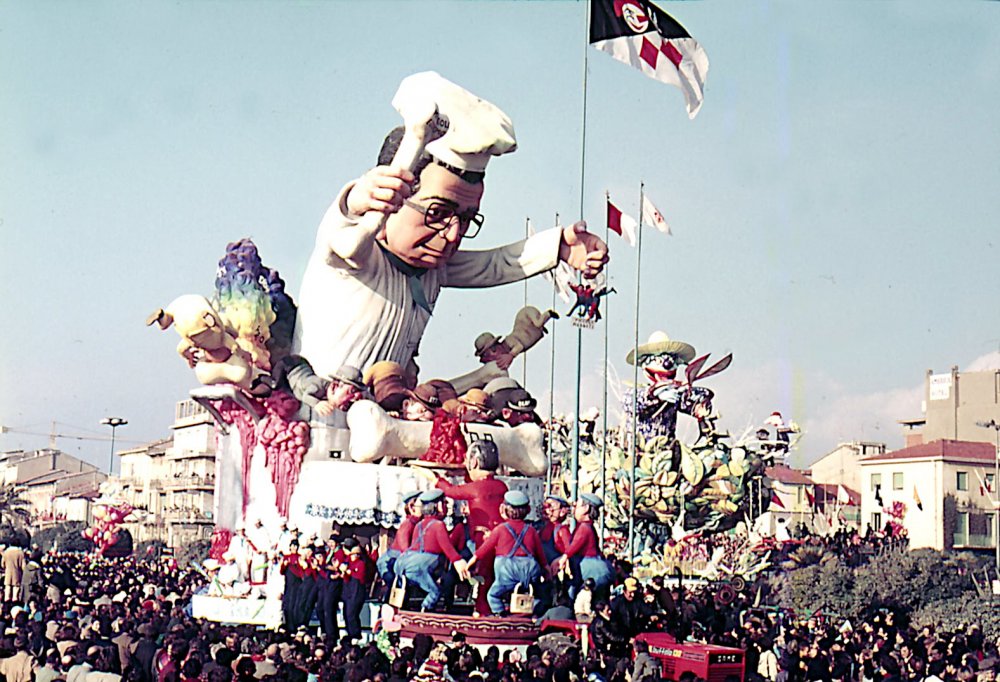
[[977, 419, 1000, 573], [100, 417, 128, 474]]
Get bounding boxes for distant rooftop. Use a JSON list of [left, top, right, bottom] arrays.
[[861, 439, 995, 464], [766, 464, 815, 486]]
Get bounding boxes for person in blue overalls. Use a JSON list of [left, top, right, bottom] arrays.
[[376, 490, 422, 596], [538, 495, 572, 566], [467, 490, 548, 616], [393, 489, 469, 611], [555, 493, 613, 599]]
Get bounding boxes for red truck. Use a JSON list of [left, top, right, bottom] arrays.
[[635, 632, 745, 682]]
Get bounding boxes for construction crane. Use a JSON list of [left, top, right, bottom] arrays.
[[0, 422, 142, 450]]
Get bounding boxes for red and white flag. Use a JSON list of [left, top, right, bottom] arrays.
[[836, 484, 851, 506], [641, 195, 672, 235], [607, 198, 637, 246], [590, 0, 710, 119]]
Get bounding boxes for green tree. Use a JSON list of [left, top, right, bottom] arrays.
[[776, 547, 981, 623]]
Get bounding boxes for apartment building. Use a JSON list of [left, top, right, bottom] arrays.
[[858, 439, 997, 550]]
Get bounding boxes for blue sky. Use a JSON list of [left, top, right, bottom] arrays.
[[2, 1, 998, 469]]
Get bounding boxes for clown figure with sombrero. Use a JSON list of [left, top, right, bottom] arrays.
[[627, 331, 733, 444], [626, 331, 697, 441]]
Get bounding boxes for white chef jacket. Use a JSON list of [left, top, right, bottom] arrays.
[[292, 184, 563, 379]]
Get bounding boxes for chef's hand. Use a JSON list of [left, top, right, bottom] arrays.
[[346, 166, 415, 218], [559, 221, 609, 279]]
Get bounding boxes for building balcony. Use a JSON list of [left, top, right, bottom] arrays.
[[953, 533, 996, 549], [119, 477, 164, 490], [162, 509, 214, 524], [165, 449, 216, 461], [164, 475, 216, 490]]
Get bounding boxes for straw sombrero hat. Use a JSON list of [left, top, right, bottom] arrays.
[[626, 331, 696, 365]]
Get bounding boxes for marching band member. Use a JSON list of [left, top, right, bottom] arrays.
[[316, 534, 347, 644], [341, 538, 373, 641]]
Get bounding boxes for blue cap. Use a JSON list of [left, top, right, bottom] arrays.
[[580, 493, 603, 508], [504, 490, 530, 507], [419, 489, 445, 504], [545, 495, 570, 507], [402, 490, 421, 504]]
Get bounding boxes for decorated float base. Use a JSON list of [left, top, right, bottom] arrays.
[[395, 609, 544, 646], [192, 595, 284, 629], [215, 421, 546, 539]]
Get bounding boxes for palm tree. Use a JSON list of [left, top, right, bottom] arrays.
[[0, 484, 32, 530]]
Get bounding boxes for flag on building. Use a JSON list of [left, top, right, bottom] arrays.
[[590, 0, 710, 119], [641, 195, 672, 234], [770, 490, 786, 510], [805, 487, 815, 509], [913, 485, 923, 511], [836, 484, 851, 506], [607, 198, 637, 246]]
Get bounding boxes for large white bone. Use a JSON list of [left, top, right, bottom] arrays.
[[345, 400, 547, 477], [447, 361, 507, 395]]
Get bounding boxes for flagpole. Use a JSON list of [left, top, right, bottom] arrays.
[[570, 3, 591, 505], [600, 192, 610, 541], [628, 182, 645, 561], [547, 212, 559, 496], [523, 216, 530, 389]]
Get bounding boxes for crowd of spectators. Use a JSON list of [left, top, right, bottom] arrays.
[[0, 530, 993, 682]]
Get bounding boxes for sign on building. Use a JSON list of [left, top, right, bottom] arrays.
[[929, 373, 952, 401]]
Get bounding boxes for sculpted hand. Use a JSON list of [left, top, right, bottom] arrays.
[[559, 221, 609, 279], [346, 166, 415, 218], [314, 401, 335, 418], [454, 558, 471, 581]]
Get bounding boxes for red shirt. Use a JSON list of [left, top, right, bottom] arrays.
[[436, 476, 508, 540], [345, 554, 371, 583], [475, 520, 547, 566], [285, 554, 318, 578], [319, 548, 348, 579], [540, 521, 572, 553], [391, 515, 419, 552], [449, 521, 472, 551], [564, 521, 600, 558], [406, 518, 462, 563]]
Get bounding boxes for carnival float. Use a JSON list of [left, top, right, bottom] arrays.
[[147, 70, 797, 639]]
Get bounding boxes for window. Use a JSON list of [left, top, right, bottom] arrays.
[[987, 473, 996, 494], [953, 511, 969, 546], [987, 514, 996, 544], [892, 472, 904, 490], [870, 473, 882, 491], [957, 471, 969, 491], [871, 512, 882, 530]]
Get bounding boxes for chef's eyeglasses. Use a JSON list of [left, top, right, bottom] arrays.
[[404, 199, 484, 239]]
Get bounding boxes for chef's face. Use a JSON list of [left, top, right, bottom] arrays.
[[383, 163, 484, 269]]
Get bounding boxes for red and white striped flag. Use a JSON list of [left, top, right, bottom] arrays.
[[642, 195, 672, 235], [590, 0, 710, 119], [607, 198, 637, 246]]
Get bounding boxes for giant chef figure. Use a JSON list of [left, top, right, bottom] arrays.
[[293, 72, 608, 380]]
